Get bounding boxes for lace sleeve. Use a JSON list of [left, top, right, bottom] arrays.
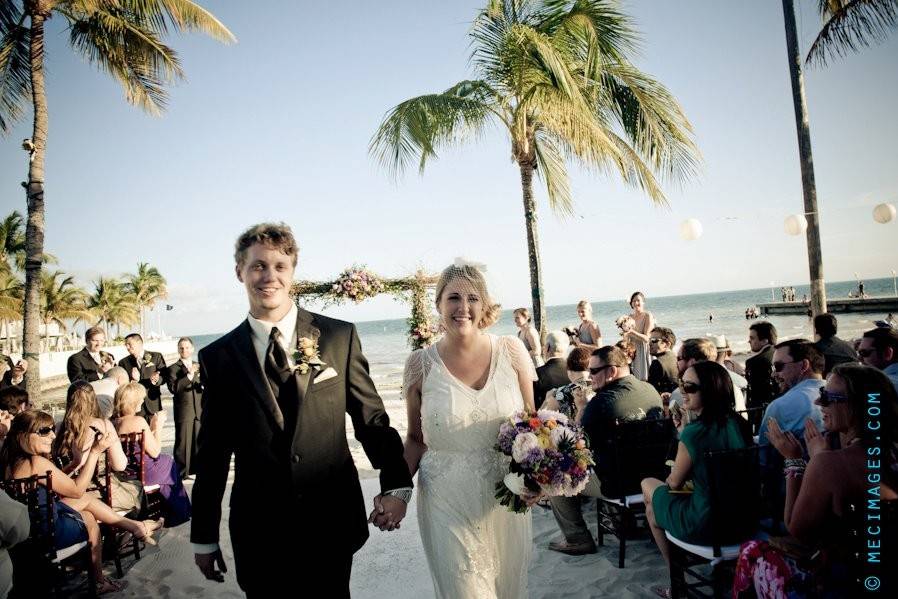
[[401, 349, 428, 402], [503, 336, 538, 381]]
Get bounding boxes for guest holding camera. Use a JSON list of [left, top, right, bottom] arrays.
[[542, 346, 593, 420]]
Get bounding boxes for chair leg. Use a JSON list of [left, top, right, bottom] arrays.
[[596, 504, 604, 546], [618, 508, 631, 568], [669, 547, 687, 599], [85, 548, 97, 598]]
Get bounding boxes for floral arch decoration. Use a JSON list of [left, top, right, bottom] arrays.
[[292, 266, 440, 350]]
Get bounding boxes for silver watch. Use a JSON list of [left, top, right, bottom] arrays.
[[383, 488, 413, 504]]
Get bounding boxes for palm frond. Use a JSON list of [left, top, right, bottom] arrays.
[[123, 0, 236, 43], [806, 0, 898, 67], [533, 132, 573, 215], [370, 81, 497, 179], [0, 13, 31, 133], [64, 4, 185, 114]]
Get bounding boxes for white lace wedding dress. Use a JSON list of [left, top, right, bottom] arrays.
[[404, 335, 535, 599]]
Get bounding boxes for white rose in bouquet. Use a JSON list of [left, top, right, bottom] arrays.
[[511, 432, 540, 463], [503, 472, 526, 495]]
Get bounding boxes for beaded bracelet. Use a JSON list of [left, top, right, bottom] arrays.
[[784, 465, 806, 479], [784, 458, 807, 468]]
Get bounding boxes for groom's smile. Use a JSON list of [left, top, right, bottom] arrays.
[[237, 242, 296, 322]]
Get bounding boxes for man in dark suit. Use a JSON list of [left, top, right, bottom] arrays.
[[118, 333, 168, 434], [533, 330, 570, 409], [812, 313, 857, 376], [66, 326, 114, 383], [745, 322, 778, 424], [0, 354, 26, 391], [167, 337, 203, 478], [191, 223, 412, 597]]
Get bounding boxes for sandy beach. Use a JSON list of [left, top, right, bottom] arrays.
[[88, 390, 668, 599]]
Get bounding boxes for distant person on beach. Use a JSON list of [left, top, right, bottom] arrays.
[[566, 300, 602, 351], [513, 307, 544, 368], [708, 313, 713, 324], [118, 333, 168, 437], [191, 223, 411, 596], [857, 327, 898, 391], [812, 313, 857, 376], [167, 337, 204, 479], [534, 331, 570, 410], [622, 291, 654, 382], [66, 326, 113, 383], [548, 346, 661, 556], [647, 327, 678, 396], [858, 280, 865, 298]]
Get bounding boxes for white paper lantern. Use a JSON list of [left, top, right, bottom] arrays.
[[784, 214, 808, 236], [679, 218, 703, 241], [873, 203, 896, 224]]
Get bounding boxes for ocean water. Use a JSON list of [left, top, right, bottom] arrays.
[[189, 277, 896, 396]]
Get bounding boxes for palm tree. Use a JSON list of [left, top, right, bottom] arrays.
[[806, 0, 898, 67], [87, 277, 139, 340], [0, 211, 25, 269], [127, 262, 167, 336], [0, 1, 234, 399], [39, 270, 91, 351], [0, 267, 23, 353], [371, 0, 700, 341]]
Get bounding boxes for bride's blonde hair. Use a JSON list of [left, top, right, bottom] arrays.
[[435, 264, 501, 329]]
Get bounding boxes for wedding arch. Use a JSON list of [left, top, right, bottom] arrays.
[[292, 266, 439, 350]]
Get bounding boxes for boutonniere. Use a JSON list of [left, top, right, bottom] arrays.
[[292, 337, 326, 375], [143, 353, 154, 366]]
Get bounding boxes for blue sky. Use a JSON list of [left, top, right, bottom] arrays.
[[1, 0, 896, 336]]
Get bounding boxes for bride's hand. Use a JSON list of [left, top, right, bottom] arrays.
[[368, 494, 407, 531], [520, 487, 544, 507]]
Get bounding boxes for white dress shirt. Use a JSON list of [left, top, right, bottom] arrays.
[[246, 303, 298, 371]]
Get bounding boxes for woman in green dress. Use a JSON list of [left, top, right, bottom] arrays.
[[641, 360, 754, 597]]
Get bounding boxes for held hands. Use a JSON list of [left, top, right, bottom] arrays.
[[804, 418, 827, 460], [195, 549, 227, 583], [767, 418, 803, 460], [368, 494, 407, 531]]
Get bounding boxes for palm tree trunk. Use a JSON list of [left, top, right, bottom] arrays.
[[519, 161, 548, 349], [782, 0, 827, 316], [22, 4, 49, 400]]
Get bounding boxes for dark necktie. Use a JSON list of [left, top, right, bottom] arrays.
[[265, 327, 293, 410]]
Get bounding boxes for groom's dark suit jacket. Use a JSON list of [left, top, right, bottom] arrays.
[[190, 308, 412, 590]]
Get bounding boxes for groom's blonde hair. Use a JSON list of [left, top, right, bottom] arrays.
[[235, 222, 299, 268]]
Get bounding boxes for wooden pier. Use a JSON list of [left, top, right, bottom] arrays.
[[758, 295, 898, 316]]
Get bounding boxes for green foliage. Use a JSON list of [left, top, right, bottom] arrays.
[[806, 0, 898, 67], [39, 270, 92, 331]]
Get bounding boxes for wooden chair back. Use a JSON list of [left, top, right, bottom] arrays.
[[118, 430, 147, 484], [0, 471, 55, 561], [705, 445, 761, 557], [598, 417, 674, 500]]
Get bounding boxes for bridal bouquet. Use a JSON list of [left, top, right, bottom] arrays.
[[494, 409, 595, 513], [615, 315, 635, 334]]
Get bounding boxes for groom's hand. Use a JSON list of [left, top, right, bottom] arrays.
[[368, 494, 407, 531], [195, 549, 227, 582]]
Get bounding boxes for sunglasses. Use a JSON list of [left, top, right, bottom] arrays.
[[816, 388, 850, 407], [649, 338, 663, 344], [34, 426, 55, 437], [589, 365, 614, 375], [857, 348, 875, 358], [679, 380, 701, 394], [772, 361, 794, 373]]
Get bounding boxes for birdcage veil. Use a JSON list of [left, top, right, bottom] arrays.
[[434, 258, 502, 330]]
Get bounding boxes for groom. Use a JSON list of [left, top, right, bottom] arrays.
[[191, 223, 413, 597]]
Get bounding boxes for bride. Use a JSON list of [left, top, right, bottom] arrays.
[[399, 261, 536, 598]]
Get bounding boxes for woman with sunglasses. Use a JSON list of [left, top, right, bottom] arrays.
[[0, 410, 163, 594], [739, 364, 898, 595], [641, 361, 754, 598]]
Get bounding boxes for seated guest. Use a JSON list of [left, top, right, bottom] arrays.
[[0, 387, 30, 416], [547, 346, 661, 555], [0, 410, 162, 595], [513, 308, 544, 368], [669, 338, 745, 413], [812, 313, 857, 376], [66, 326, 113, 383], [0, 356, 26, 391], [615, 338, 636, 366], [118, 333, 168, 437], [736, 364, 898, 597], [534, 331, 570, 409], [744, 322, 778, 412], [0, 488, 29, 599], [113, 383, 191, 527], [647, 327, 678, 396], [642, 361, 755, 597], [52, 382, 138, 514], [857, 327, 898, 391], [758, 340, 825, 452], [712, 335, 749, 407], [90, 366, 129, 420], [542, 346, 592, 420]]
